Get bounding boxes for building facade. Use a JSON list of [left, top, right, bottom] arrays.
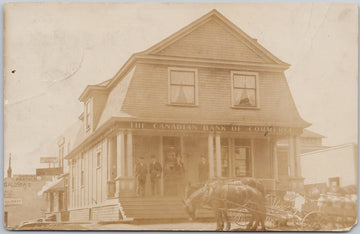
[[300, 143, 358, 189], [54, 10, 311, 221]]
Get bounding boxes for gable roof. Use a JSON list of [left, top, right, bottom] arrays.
[[105, 9, 290, 90], [143, 9, 288, 65]]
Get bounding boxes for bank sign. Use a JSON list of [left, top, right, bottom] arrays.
[[116, 121, 297, 135]]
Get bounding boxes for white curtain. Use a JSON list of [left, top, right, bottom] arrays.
[[234, 89, 256, 106], [171, 86, 194, 104]]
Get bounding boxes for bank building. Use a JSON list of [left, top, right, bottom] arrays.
[[40, 9, 312, 222]]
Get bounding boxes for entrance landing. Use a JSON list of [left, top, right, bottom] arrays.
[[119, 196, 213, 220]]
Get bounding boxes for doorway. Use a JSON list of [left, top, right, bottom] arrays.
[[162, 136, 181, 196]]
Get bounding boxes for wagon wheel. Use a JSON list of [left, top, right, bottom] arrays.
[[301, 211, 326, 231], [265, 194, 286, 229], [232, 211, 251, 227]]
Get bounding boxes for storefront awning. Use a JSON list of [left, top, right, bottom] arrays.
[[37, 177, 64, 196]]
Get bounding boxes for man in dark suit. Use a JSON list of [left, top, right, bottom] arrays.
[[135, 157, 147, 197], [149, 155, 162, 196]]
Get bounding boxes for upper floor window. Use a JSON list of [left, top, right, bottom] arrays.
[[168, 67, 198, 106], [231, 71, 259, 108], [85, 99, 92, 132]]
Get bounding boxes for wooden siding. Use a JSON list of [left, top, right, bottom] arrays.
[[69, 208, 90, 222], [91, 204, 120, 221], [121, 63, 302, 125], [69, 138, 110, 210], [155, 19, 269, 63]]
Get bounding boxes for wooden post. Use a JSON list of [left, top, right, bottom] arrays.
[[288, 135, 296, 177], [215, 135, 221, 177], [251, 138, 255, 177], [273, 140, 279, 181], [160, 136, 164, 196], [115, 132, 125, 197], [208, 135, 214, 178], [295, 136, 301, 177], [126, 132, 133, 177]]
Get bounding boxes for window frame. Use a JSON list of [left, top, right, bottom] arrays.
[[85, 98, 93, 132], [230, 71, 260, 109], [168, 67, 198, 106]]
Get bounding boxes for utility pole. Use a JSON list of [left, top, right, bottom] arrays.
[[7, 153, 12, 178]]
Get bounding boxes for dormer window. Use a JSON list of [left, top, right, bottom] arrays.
[[231, 71, 260, 108], [85, 99, 92, 132], [168, 67, 198, 106]]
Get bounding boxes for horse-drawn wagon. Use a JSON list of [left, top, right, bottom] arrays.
[[232, 190, 357, 231], [183, 178, 357, 231]]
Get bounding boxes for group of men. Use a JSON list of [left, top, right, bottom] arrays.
[[135, 155, 162, 197], [135, 154, 209, 197]]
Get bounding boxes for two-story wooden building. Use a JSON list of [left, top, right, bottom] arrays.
[[62, 9, 310, 221]]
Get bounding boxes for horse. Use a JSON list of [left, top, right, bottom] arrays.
[[183, 178, 266, 231], [183, 183, 209, 221], [205, 179, 266, 231]]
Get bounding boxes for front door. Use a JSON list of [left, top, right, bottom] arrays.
[[162, 136, 181, 196]]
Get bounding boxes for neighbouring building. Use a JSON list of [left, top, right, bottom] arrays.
[[37, 121, 81, 222], [46, 9, 313, 222], [4, 173, 48, 228], [300, 143, 358, 191]]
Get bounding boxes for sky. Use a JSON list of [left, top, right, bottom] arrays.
[[4, 2, 358, 175]]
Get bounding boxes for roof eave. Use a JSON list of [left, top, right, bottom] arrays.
[[78, 85, 108, 102]]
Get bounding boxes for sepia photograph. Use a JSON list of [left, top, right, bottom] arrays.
[[3, 2, 358, 231]]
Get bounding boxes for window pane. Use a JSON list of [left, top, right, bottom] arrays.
[[170, 86, 194, 104], [233, 89, 256, 107], [170, 71, 195, 85], [234, 147, 249, 177], [234, 75, 255, 88]]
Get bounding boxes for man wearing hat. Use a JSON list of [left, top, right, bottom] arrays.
[[135, 156, 147, 197], [149, 155, 162, 196]]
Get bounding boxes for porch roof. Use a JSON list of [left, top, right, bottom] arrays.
[[37, 177, 64, 196]]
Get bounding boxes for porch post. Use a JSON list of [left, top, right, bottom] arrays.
[[215, 134, 222, 177], [295, 136, 301, 177], [160, 136, 164, 196], [288, 135, 296, 177], [251, 138, 255, 177], [126, 132, 133, 177], [273, 140, 279, 181], [208, 135, 215, 178], [115, 132, 125, 197]]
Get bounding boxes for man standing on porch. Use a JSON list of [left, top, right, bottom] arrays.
[[135, 157, 147, 197], [149, 155, 162, 196]]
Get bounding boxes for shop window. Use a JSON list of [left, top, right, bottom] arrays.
[[231, 71, 259, 108], [221, 139, 230, 177], [234, 139, 252, 177], [168, 67, 198, 106]]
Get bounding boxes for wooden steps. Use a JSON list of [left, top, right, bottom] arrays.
[[119, 196, 213, 220]]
